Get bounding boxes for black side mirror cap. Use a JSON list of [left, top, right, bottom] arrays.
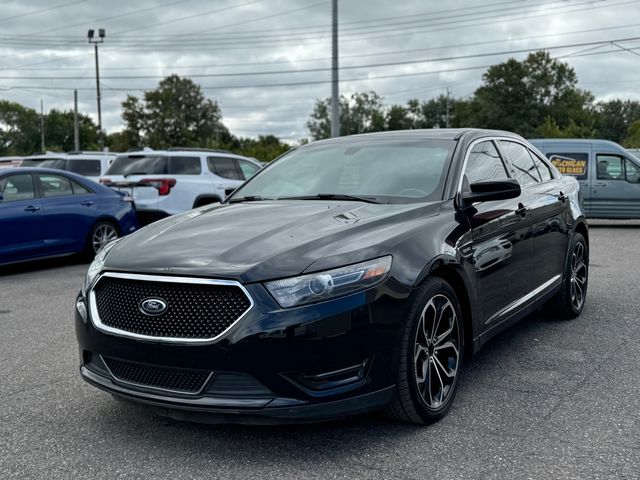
[[462, 179, 521, 204]]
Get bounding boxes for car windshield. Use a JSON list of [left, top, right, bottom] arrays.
[[21, 158, 66, 169], [231, 138, 455, 203]]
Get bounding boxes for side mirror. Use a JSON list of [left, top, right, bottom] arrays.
[[462, 179, 521, 204]]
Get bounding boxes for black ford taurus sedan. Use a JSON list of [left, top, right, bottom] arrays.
[[75, 129, 588, 424]]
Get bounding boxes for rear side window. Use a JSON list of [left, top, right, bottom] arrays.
[[67, 159, 101, 177], [547, 152, 588, 180], [39, 174, 74, 197], [464, 141, 509, 186], [208, 157, 242, 180], [71, 180, 93, 195], [107, 156, 167, 175], [528, 150, 554, 182], [0, 174, 35, 202], [169, 156, 201, 175], [500, 141, 540, 186]]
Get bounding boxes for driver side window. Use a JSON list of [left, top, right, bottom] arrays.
[[464, 141, 509, 190]]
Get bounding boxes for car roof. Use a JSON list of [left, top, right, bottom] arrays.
[[529, 138, 624, 148], [118, 149, 260, 163], [2, 166, 88, 177], [306, 128, 525, 146]]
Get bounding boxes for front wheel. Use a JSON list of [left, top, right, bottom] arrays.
[[546, 232, 588, 319], [386, 277, 464, 424]]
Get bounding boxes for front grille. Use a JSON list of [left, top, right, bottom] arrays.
[[103, 356, 212, 394], [92, 275, 252, 341]]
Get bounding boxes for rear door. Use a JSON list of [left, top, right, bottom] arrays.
[[0, 172, 44, 263], [463, 140, 535, 327], [539, 145, 590, 215], [591, 153, 640, 218], [514, 143, 570, 288], [207, 157, 245, 197], [37, 173, 97, 253]]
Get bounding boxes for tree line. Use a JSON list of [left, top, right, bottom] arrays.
[[2, 50, 640, 161], [308, 51, 640, 147]]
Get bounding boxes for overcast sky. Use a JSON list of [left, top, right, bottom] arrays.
[[1, 0, 639, 143]]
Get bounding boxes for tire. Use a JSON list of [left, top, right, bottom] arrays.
[[86, 221, 119, 258], [386, 277, 465, 424], [546, 232, 588, 319]]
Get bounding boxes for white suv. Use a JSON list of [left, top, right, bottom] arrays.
[[20, 151, 116, 182], [100, 148, 262, 223]]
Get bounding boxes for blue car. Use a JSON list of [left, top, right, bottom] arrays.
[[0, 168, 138, 266]]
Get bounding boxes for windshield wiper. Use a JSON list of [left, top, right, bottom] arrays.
[[228, 195, 269, 203], [277, 193, 387, 204]]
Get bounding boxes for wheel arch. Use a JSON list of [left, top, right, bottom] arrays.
[[415, 257, 476, 358], [573, 220, 589, 250]]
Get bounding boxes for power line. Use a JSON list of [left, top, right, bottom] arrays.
[[0, 0, 87, 23], [1, 36, 638, 81], [7, 21, 640, 73]]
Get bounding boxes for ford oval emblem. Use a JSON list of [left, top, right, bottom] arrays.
[[139, 298, 168, 316]]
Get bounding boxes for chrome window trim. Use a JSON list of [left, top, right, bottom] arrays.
[[485, 274, 561, 325], [88, 272, 255, 344], [100, 355, 214, 396], [456, 136, 550, 196]]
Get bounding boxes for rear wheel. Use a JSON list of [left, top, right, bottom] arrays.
[[386, 277, 464, 424], [546, 232, 588, 319], [87, 221, 119, 257]]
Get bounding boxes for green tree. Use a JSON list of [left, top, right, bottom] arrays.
[[223, 134, 291, 162], [407, 95, 455, 129], [594, 100, 640, 143], [536, 116, 596, 139], [44, 109, 99, 152], [460, 51, 593, 137], [121, 75, 226, 149], [0, 100, 41, 155], [307, 91, 386, 139], [623, 120, 640, 148]]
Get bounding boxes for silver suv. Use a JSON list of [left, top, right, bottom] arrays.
[[100, 148, 262, 223]]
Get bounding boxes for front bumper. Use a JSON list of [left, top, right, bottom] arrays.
[[75, 280, 408, 424]]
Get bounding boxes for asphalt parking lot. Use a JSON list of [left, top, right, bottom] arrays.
[[1, 222, 639, 479]]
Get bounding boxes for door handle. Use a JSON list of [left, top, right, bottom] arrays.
[[81, 200, 95, 206], [24, 205, 40, 212], [593, 182, 606, 187], [515, 203, 527, 217]]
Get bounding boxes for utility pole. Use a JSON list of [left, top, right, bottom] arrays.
[[40, 99, 45, 152], [73, 89, 80, 151], [330, 0, 340, 137], [88, 28, 105, 149], [445, 87, 451, 128]]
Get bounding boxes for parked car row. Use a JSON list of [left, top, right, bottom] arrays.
[[20, 151, 117, 182]]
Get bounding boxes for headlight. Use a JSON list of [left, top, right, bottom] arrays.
[[82, 238, 121, 295], [265, 256, 392, 308]]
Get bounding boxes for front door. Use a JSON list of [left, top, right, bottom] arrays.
[[591, 153, 640, 219], [462, 140, 535, 327]]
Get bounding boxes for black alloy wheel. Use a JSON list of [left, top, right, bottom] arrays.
[[387, 277, 464, 424]]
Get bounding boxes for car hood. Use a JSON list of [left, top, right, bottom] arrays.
[[104, 200, 441, 282]]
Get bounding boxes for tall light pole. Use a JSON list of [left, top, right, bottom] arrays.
[[88, 28, 105, 149], [330, 0, 340, 137]]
